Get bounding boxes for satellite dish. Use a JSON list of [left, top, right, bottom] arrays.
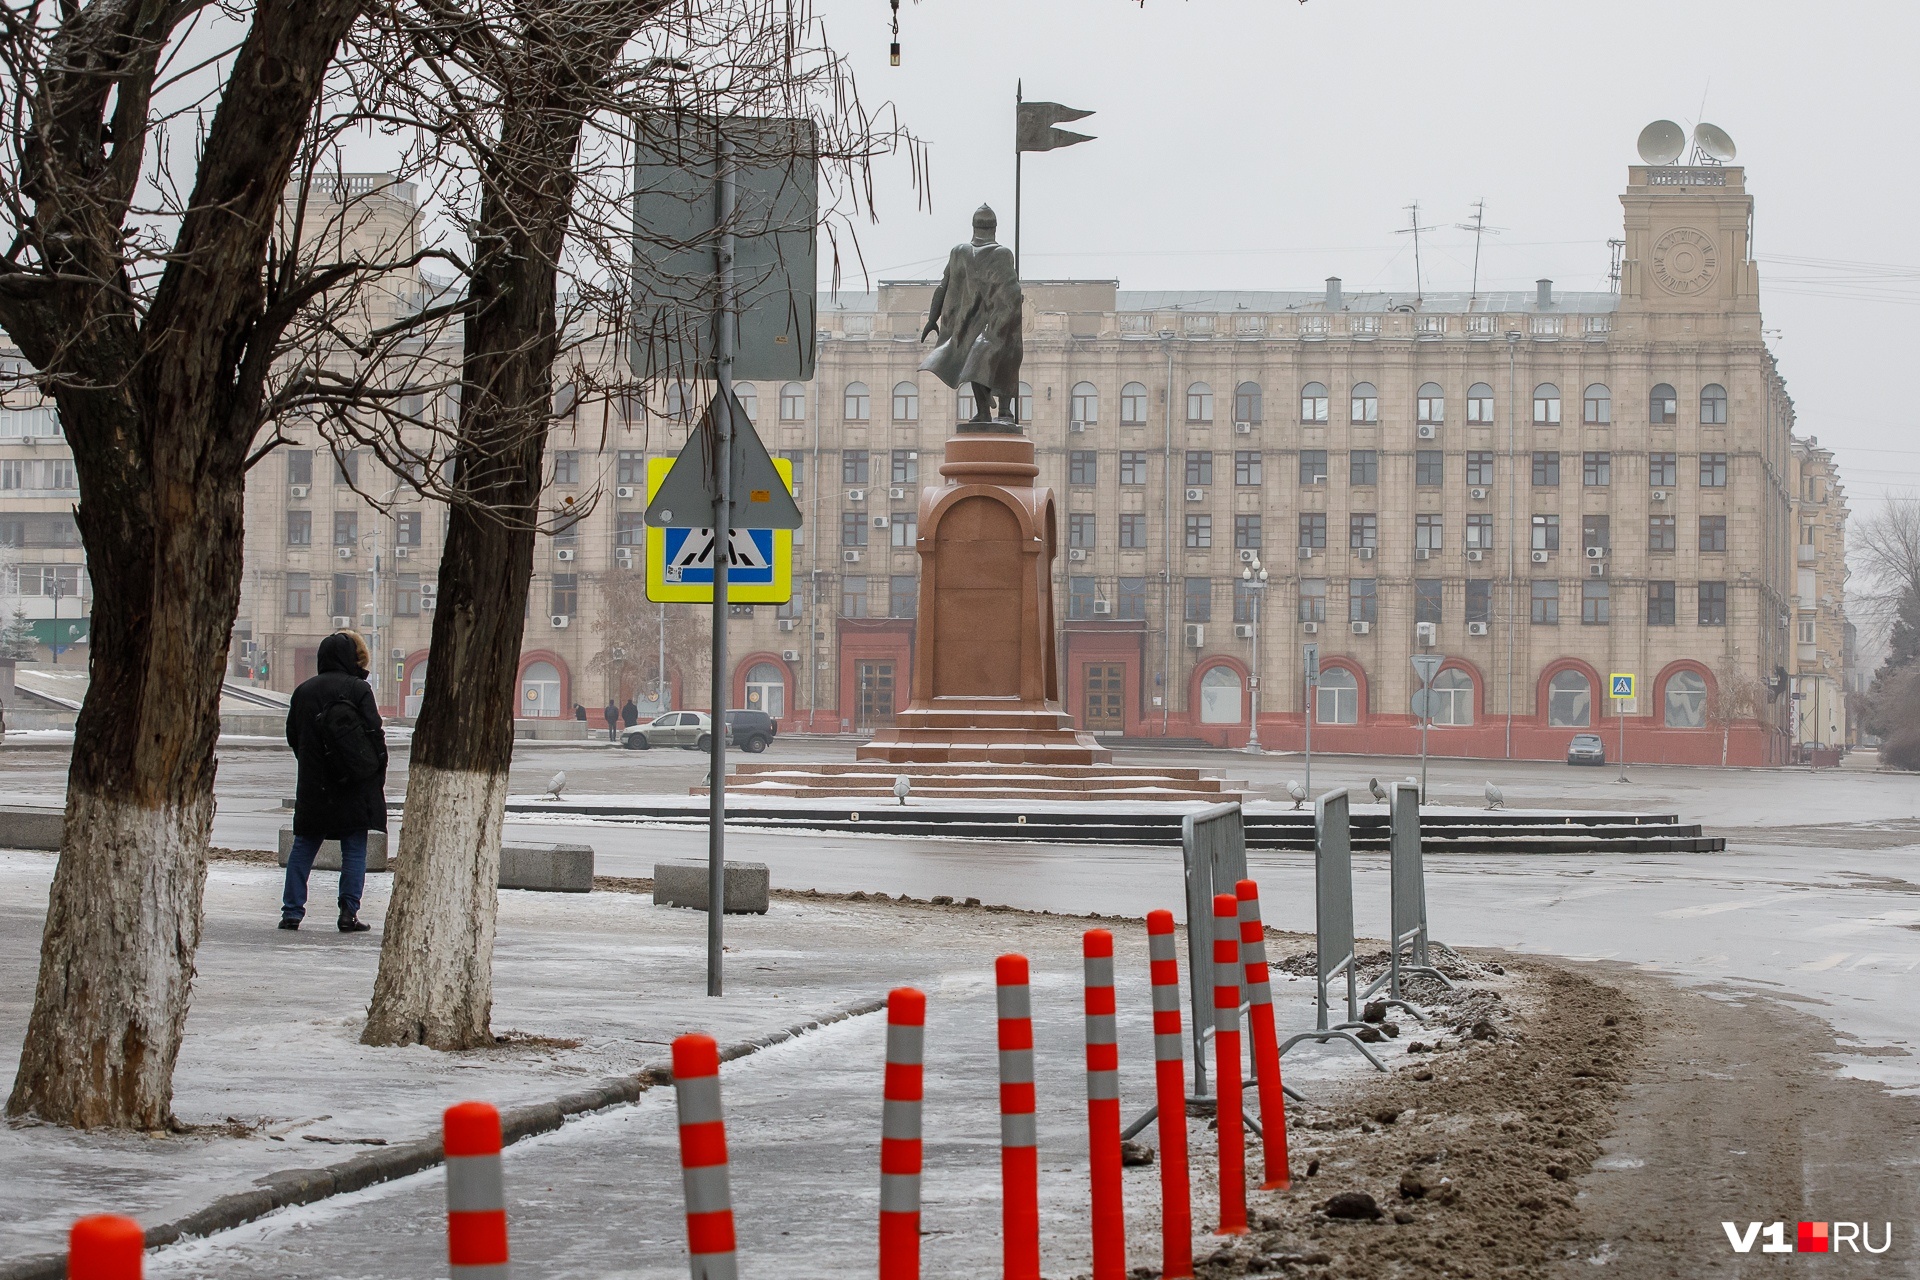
[[1637, 120, 1686, 165], [1694, 122, 1737, 162]]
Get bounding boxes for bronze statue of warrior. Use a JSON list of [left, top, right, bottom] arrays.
[[918, 204, 1024, 429]]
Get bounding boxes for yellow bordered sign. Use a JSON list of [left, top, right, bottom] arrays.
[[645, 456, 795, 603], [1609, 673, 1635, 700]]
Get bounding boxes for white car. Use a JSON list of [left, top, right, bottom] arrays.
[[622, 711, 714, 751]]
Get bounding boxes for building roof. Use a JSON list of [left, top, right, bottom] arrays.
[[819, 285, 1618, 315]]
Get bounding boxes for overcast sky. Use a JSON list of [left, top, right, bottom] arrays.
[[811, 0, 1920, 525]]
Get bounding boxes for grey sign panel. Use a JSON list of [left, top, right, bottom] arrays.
[[1409, 689, 1430, 720], [631, 114, 818, 382], [1180, 801, 1246, 1095], [1389, 782, 1423, 954], [645, 390, 802, 529], [1304, 642, 1320, 685], [1411, 654, 1441, 687], [1313, 789, 1355, 993]]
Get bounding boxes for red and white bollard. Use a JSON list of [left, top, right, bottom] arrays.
[[68, 1214, 143, 1280], [996, 953, 1042, 1280], [1211, 892, 1249, 1234], [880, 987, 926, 1280], [1145, 910, 1194, 1278], [443, 1101, 511, 1278], [1083, 929, 1127, 1280], [673, 1034, 739, 1280], [1236, 878, 1291, 1191]]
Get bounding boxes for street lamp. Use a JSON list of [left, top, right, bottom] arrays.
[[1241, 556, 1268, 753]]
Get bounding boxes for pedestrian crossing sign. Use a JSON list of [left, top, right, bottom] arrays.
[[1610, 673, 1635, 699], [645, 456, 795, 603]]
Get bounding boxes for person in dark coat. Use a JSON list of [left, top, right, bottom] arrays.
[[603, 699, 620, 742], [621, 697, 640, 730], [282, 631, 388, 932]]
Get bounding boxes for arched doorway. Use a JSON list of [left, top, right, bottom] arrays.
[[744, 662, 786, 719], [520, 660, 562, 718], [1198, 664, 1244, 724], [405, 659, 428, 718]]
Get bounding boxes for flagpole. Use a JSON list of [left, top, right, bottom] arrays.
[[1014, 79, 1022, 279]]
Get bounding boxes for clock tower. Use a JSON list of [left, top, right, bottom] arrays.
[[1617, 163, 1759, 320]]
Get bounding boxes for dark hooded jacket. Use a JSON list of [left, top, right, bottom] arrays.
[[287, 633, 390, 840]]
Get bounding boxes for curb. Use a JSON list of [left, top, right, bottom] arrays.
[[0, 995, 886, 1280]]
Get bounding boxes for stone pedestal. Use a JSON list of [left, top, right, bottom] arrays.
[[860, 433, 1110, 766]]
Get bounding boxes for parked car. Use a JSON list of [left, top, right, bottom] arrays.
[[623, 710, 714, 752], [1566, 733, 1607, 766], [724, 709, 777, 753]]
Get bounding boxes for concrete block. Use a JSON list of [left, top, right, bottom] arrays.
[[499, 842, 594, 893], [0, 806, 63, 851], [653, 859, 770, 914], [277, 828, 390, 872]]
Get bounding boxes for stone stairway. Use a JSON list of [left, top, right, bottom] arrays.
[[694, 760, 1247, 803]]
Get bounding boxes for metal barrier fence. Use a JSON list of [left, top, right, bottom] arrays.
[[1279, 789, 1386, 1071], [1364, 781, 1453, 1015], [1179, 801, 1247, 1093]]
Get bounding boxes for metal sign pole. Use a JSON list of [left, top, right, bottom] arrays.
[[1410, 654, 1441, 805], [706, 132, 737, 998], [1303, 642, 1318, 795]]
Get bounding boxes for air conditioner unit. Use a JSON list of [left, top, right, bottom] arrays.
[[616, 485, 636, 499], [847, 489, 866, 502], [1469, 487, 1489, 500], [1651, 489, 1669, 502], [1092, 600, 1112, 615], [391, 647, 406, 660], [331, 615, 352, 628], [907, 451, 918, 459], [1357, 546, 1375, 560], [393, 545, 410, 558], [1466, 548, 1484, 562], [1585, 546, 1604, 559], [1069, 420, 1086, 433], [1301, 621, 1319, 634], [1234, 421, 1253, 435], [872, 515, 890, 529], [781, 650, 801, 662], [843, 549, 862, 563], [556, 548, 576, 561], [550, 614, 570, 628], [1416, 621, 1438, 647], [1234, 624, 1255, 639], [290, 484, 310, 499], [614, 548, 634, 566], [1467, 620, 1489, 636], [1531, 549, 1550, 563], [1184, 623, 1205, 648], [1588, 562, 1605, 577], [337, 546, 354, 559], [1068, 548, 1088, 561], [421, 597, 436, 611], [778, 618, 796, 632], [1415, 547, 1432, 560], [1297, 546, 1315, 559], [889, 487, 907, 500], [1238, 549, 1257, 563], [420, 582, 437, 596], [1417, 424, 1437, 439], [1185, 488, 1205, 502], [1351, 620, 1372, 635]]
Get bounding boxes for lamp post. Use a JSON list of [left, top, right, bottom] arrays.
[[1241, 556, 1268, 753]]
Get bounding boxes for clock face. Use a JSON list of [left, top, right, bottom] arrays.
[[1651, 227, 1718, 296]]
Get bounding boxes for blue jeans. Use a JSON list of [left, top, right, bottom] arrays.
[[282, 833, 368, 923]]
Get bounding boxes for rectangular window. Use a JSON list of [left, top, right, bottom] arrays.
[[395, 572, 421, 616], [1068, 575, 1097, 620], [1299, 449, 1329, 484], [1531, 580, 1559, 624], [891, 574, 918, 619], [1415, 579, 1443, 624], [1119, 513, 1147, 549], [335, 450, 360, 487], [286, 509, 311, 546], [1299, 578, 1327, 622], [1185, 514, 1212, 549], [1184, 577, 1212, 622], [1069, 512, 1096, 548], [841, 512, 868, 546], [1185, 451, 1213, 486], [1349, 578, 1377, 624], [550, 573, 577, 617], [1699, 580, 1727, 625], [1700, 452, 1729, 487], [1120, 451, 1148, 486], [331, 572, 357, 619], [1649, 514, 1677, 551], [617, 512, 646, 546], [1234, 451, 1263, 486], [1466, 579, 1491, 624], [780, 449, 805, 498], [552, 511, 581, 546], [1350, 449, 1379, 486], [841, 450, 870, 486], [551, 450, 579, 485], [1650, 451, 1678, 487], [1299, 513, 1327, 548], [1583, 514, 1610, 552], [287, 450, 314, 487], [333, 510, 358, 546], [1069, 450, 1098, 486], [1349, 513, 1377, 549], [1415, 450, 1444, 487], [841, 575, 868, 618], [1232, 579, 1259, 623], [285, 571, 311, 616], [1234, 514, 1262, 550], [1530, 514, 1560, 551], [1466, 451, 1495, 487], [1118, 576, 1148, 621], [617, 450, 646, 485], [1699, 515, 1727, 552], [891, 512, 916, 547], [1581, 580, 1610, 625], [1532, 451, 1560, 486], [1415, 513, 1443, 551], [891, 449, 918, 484], [1648, 581, 1676, 626], [1583, 451, 1612, 486], [1466, 513, 1493, 550], [396, 511, 422, 546]]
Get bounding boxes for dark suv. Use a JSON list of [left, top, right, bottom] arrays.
[[724, 709, 777, 753]]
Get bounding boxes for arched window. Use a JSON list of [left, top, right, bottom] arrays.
[[1316, 667, 1359, 724], [1199, 665, 1243, 724], [1699, 383, 1728, 425], [891, 381, 919, 422], [779, 382, 806, 421], [1664, 670, 1707, 728], [1583, 383, 1611, 425], [1119, 381, 1147, 425], [1071, 381, 1099, 425], [1350, 382, 1379, 424], [1649, 383, 1677, 426], [520, 660, 562, 718], [1017, 381, 1034, 425], [664, 381, 693, 422], [843, 382, 870, 421], [1416, 383, 1444, 426], [1186, 382, 1214, 423], [405, 659, 428, 718], [1547, 669, 1591, 727], [733, 383, 757, 423], [1234, 382, 1262, 425], [1300, 382, 1329, 423], [744, 661, 786, 719], [1429, 667, 1474, 726], [1466, 382, 1494, 424], [1532, 383, 1561, 426]]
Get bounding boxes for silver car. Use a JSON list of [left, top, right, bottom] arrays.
[[623, 711, 715, 751]]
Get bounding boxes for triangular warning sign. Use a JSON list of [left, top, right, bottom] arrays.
[[644, 388, 802, 529]]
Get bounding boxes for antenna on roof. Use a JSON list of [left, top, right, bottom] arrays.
[[1691, 122, 1737, 165], [1607, 239, 1625, 292], [1636, 120, 1686, 165], [1455, 200, 1504, 306], [1394, 201, 1440, 305]]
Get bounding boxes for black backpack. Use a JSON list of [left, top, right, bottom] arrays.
[[313, 695, 381, 785]]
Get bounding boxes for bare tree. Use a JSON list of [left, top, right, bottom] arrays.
[[1704, 659, 1764, 768], [1854, 495, 1920, 681], [590, 565, 709, 711]]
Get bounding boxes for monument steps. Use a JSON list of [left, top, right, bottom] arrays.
[[730, 761, 1216, 781], [704, 760, 1245, 803]]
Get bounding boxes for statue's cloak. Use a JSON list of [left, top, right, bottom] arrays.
[[918, 241, 1022, 397]]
